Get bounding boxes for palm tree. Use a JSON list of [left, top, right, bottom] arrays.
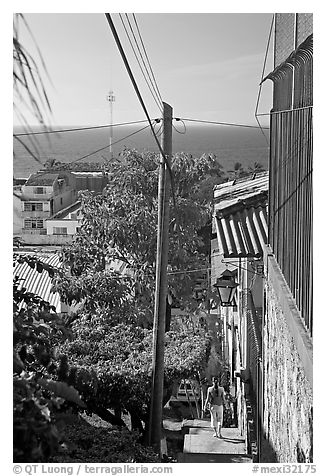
[[13, 14, 52, 163], [227, 162, 247, 180], [249, 161, 265, 174]]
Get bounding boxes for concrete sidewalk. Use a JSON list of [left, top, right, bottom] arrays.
[[177, 419, 252, 463]]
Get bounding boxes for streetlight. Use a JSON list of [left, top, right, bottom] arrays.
[[213, 269, 239, 307]]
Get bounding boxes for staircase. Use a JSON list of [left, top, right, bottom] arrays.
[[177, 419, 253, 463]]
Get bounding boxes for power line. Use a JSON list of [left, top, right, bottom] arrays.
[[105, 13, 175, 205], [255, 14, 274, 145], [177, 118, 269, 130], [13, 119, 150, 137], [13, 134, 42, 164], [172, 118, 187, 135], [273, 168, 312, 217], [16, 123, 154, 182], [153, 121, 163, 138], [167, 267, 210, 276], [221, 259, 265, 277], [132, 14, 163, 104], [70, 123, 153, 163], [14, 115, 270, 138], [126, 14, 163, 109], [119, 14, 163, 113]]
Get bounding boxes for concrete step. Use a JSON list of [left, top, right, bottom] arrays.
[[184, 432, 246, 454], [177, 452, 253, 463], [181, 418, 210, 434], [182, 420, 246, 451]]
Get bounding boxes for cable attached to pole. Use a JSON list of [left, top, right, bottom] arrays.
[[13, 120, 150, 137], [177, 117, 269, 130]]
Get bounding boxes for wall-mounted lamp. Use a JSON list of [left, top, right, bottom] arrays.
[[213, 269, 239, 307]]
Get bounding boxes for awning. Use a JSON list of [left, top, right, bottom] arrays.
[[214, 205, 268, 258]]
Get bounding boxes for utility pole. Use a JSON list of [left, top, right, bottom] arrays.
[[149, 102, 173, 455]]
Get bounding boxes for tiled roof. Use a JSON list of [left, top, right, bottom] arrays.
[[13, 252, 62, 311], [214, 171, 269, 210], [214, 205, 268, 258], [213, 172, 269, 258], [50, 201, 81, 220], [25, 173, 60, 186], [13, 251, 131, 313]]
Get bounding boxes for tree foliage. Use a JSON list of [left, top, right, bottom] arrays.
[[51, 422, 159, 463], [55, 148, 225, 320], [13, 257, 162, 461], [13, 147, 224, 459], [57, 312, 211, 433], [13, 260, 86, 462]]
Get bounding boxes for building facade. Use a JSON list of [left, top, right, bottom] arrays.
[[260, 13, 313, 462], [210, 172, 269, 459], [45, 201, 82, 244], [14, 171, 78, 244]]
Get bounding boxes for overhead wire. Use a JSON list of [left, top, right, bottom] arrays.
[[13, 105, 48, 157], [221, 259, 265, 277], [273, 167, 312, 217], [13, 119, 150, 137], [14, 116, 271, 138], [176, 117, 269, 130], [14, 134, 43, 164], [153, 120, 163, 138], [69, 122, 153, 164], [172, 118, 187, 135], [255, 14, 275, 145], [119, 13, 163, 113], [105, 13, 175, 206], [127, 13, 163, 109], [18, 123, 154, 180], [132, 14, 163, 104]]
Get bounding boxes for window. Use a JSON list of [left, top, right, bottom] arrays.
[[24, 202, 43, 212], [34, 187, 44, 194], [24, 219, 44, 229], [53, 227, 67, 235]]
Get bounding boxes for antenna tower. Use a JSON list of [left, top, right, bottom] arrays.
[[106, 90, 115, 160]]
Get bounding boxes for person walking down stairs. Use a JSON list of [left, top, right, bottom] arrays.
[[203, 377, 226, 438]]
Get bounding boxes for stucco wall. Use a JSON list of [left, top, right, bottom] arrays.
[[18, 234, 74, 245], [46, 219, 78, 235], [13, 195, 23, 235], [263, 277, 313, 462], [52, 189, 77, 215]]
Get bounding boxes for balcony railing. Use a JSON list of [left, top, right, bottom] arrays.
[[269, 107, 313, 334], [21, 211, 50, 218], [22, 228, 47, 235]]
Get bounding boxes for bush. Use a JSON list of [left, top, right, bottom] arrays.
[[51, 418, 159, 463]]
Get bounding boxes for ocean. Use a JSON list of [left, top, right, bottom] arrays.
[[13, 124, 269, 178]]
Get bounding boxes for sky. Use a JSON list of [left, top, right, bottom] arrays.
[[13, 12, 275, 128]]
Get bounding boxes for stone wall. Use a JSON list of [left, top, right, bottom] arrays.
[[262, 270, 313, 462]]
